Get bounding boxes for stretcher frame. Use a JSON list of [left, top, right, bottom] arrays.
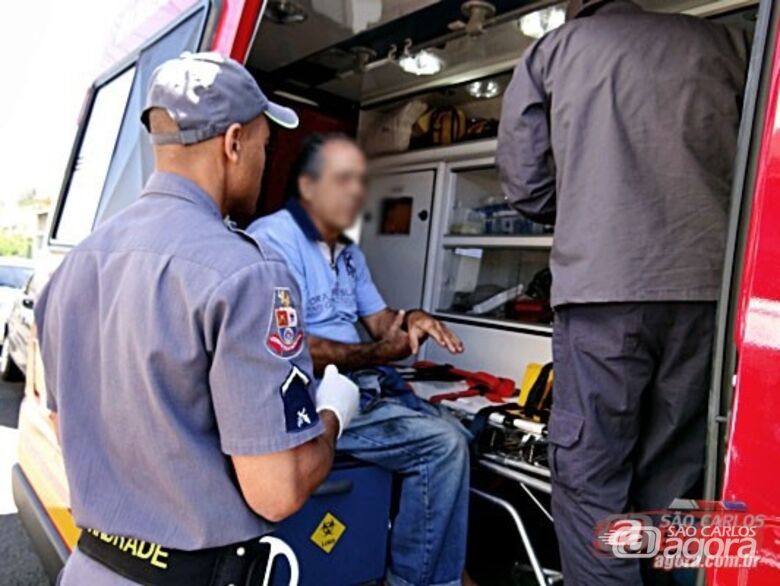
[[466, 407, 561, 586], [472, 459, 562, 586]]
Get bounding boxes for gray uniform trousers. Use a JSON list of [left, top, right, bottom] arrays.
[[548, 302, 716, 585]]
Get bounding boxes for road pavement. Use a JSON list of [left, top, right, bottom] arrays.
[[0, 378, 51, 585]]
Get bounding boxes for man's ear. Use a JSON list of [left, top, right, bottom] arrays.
[[224, 123, 243, 163], [298, 175, 314, 202]]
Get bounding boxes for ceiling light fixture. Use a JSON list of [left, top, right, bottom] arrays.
[[351, 46, 378, 73], [517, 5, 566, 39], [399, 50, 445, 76], [466, 79, 501, 99], [449, 1, 496, 37], [393, 39, 445, 76]]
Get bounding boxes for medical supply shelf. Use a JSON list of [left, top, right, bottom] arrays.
[[434, 161, 553, 328], [365, 137, 553, 386]]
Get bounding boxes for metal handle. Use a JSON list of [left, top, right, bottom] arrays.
[[312, 478, 354, 496]]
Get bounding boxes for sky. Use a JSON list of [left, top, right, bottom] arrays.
[[0, 0, 135, 205]]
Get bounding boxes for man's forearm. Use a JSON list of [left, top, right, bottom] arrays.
[[361, 307, 401, 340], [506, 184, 557, 224], [232, 411, 340, 522], [308, 335, 384, 374], [292, 410, 339, 497]]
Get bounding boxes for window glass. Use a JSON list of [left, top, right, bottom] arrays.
[[436, 247, 552, 326], [52, 6, 208, 245], [93, 8, 208, 226], [448, 167, 552, 236], [380, 197, 413, 234], [54, 67, 136, 245], [0, 266, 33, 290]]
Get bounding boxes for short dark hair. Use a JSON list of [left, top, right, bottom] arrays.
[[286, 133, 358, 199]]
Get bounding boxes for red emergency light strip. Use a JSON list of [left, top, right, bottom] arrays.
[[210, 0, 266, 63]]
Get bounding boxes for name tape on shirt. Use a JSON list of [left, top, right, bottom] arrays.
[[266, 287, 304, 359], [280, 365, 319, 433]]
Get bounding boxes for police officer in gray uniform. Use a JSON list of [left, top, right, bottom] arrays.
[[35, 52, 360, 585], [497, 1, 749, 584]]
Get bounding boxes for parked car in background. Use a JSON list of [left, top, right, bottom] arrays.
[[0, 257, 35, 381]]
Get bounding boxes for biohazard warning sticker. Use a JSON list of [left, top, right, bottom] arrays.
[[310, 512, 347, 554], [266, 287, 304, 359]]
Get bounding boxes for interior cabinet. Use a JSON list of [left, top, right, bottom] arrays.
[[432, 163, 553, 332], [360, 170, 436, 311], [366, 140, 554, 386]]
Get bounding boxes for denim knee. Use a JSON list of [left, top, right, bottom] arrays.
[[426, 420, 469, 468]]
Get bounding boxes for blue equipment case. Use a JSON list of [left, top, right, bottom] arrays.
[[272, 457, 393, 585]]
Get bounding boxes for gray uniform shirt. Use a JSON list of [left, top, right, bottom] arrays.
[[497, 0, 750, 307], [36, 172, 323, 560]]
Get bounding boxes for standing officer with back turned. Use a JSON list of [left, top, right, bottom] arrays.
[[35, 52, 360, 585], [497, 1, 749, 584]]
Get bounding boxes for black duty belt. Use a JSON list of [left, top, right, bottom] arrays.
[[78, 528, 274, 586]]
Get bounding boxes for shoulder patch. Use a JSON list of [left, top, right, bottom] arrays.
[[266, 287, 304, 359], [280, 365, 319, 433]]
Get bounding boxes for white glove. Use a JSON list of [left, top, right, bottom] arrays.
[[316, 364, 360, 438]]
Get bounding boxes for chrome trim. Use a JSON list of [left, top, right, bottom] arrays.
[[478, 459, 552, 494], [240, 0, 270, 63]]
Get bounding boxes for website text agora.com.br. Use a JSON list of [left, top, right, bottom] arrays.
[[594, 502, 770, 571]]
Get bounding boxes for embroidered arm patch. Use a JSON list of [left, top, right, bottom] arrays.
[[266, 287, 304, 359], [280, 365, 319, 433]]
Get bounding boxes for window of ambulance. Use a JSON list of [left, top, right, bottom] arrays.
[[50, 4, 211, 247], [53, 67, 136, 246]]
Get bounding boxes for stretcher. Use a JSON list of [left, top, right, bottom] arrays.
[[406, 360, 561, 583], [438, 394, 562, 586]]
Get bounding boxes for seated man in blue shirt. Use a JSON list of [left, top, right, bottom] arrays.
[[249, 134, 472, 586]]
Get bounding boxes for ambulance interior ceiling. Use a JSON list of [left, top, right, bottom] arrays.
[[247, 0, 757, 111]]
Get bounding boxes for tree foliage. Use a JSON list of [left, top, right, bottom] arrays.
[[0, 230, 32, 258]]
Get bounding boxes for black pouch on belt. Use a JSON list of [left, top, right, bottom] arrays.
[[78, 528, 271, 586]]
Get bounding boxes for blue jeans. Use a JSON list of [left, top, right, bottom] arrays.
[[338, 399, 471, 586]]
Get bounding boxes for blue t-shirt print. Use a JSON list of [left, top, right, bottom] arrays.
[[248, 206, 387, 345]]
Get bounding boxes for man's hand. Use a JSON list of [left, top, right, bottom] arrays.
[[316, 364, 360, 437], [374, 309, 413, 362], [308, 310, 459, 374], [307, 312, 411, 374], [406, 310, 464, 355]]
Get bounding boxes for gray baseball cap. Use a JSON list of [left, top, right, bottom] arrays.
[[141, 51, 299, 145]]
